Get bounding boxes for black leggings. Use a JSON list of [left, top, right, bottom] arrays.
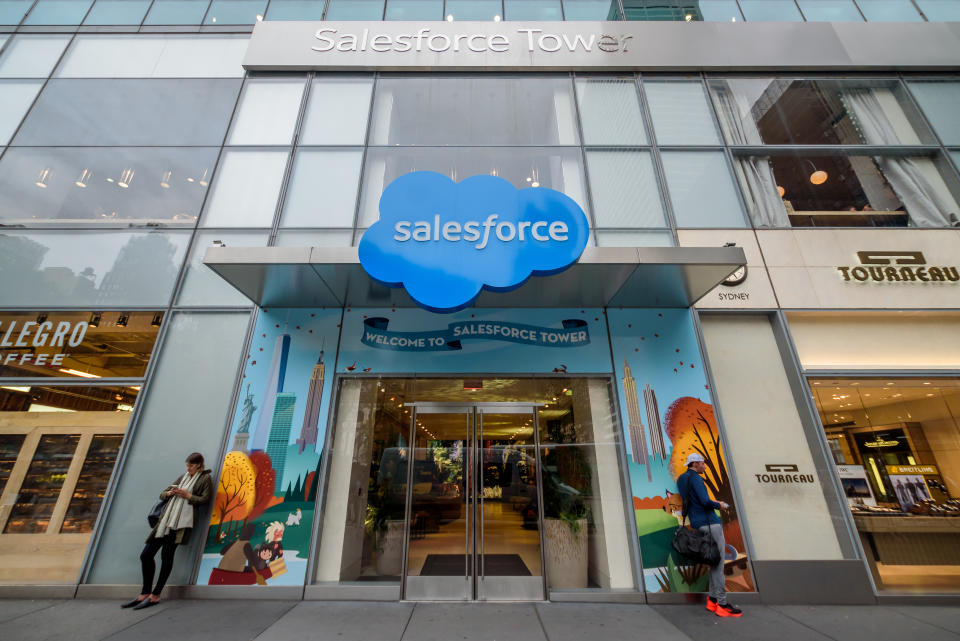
[[140, 534, 178, 596]]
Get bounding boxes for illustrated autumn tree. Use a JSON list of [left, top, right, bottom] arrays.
[[247, 451, 277, 522], [665, 397, 732, 506], [210, 451, 256, 542]]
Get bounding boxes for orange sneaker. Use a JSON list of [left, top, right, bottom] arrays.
[[705, 597, 717, 612], [715, 603, 743, 618]]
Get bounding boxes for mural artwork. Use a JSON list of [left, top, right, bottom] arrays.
[[198, 308, 342, 586], [607, 309, 754, 594]]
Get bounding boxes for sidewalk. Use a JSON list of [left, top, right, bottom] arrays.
[[1, 599, 959, 641]]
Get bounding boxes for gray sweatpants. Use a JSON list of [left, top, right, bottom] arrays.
[[698, 523, 726, 605]]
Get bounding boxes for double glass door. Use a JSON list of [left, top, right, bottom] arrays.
[[403, 404, 545, 601]]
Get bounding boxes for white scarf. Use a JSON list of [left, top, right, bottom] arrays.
[[155, 471, 201, 538]]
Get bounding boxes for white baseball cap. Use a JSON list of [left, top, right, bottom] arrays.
[[686, 453, 705, 465]]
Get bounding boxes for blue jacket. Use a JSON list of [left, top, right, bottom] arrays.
[[676, 468, 721, 528]]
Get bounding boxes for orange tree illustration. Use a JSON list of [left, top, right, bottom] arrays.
[[247, 451, 278, 522], [210, 451, 256, 542], [665, 397, 732, 506]]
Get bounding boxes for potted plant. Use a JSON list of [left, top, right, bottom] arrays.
[[541, 449, 591, 588], [365, 481, 405, 577]]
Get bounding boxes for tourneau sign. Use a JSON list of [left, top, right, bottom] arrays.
[[358, 171, 590, 313]]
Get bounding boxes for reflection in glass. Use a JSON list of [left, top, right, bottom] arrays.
[[325, 0, 385, 19], [204, 0, 266, 24], [265, 0, 325, 19], [280, 149, 364, 228], [370, 77, 578, 146], [0, 35, 72, 79], [562, 0, 620, 19], [0, 435, 25, 496], [505, 0, 563, 20], [4, 435, 80, 533], [23, 0, 93, 25], [586, 150, 665, 228], [644, 81, 720, 145], [177, 231, 268, 306], [83, 0, 151, 24], [384, 0, 442, 19], [738, 0, 802, 20], [301, 77, 373, 145], [811, 378, 960, 592], [796, 0, 863, 21], [144, 0, 212, 25], [201, 150, 289, 227], [60, 435, 123, 533], [857, 0, 922, 21], [575, 77, 647, 146], [0, 147, 218, 224], [661, 151, 746, 228], [0, 231, 190, 306], [228, 78, 306, 146], [444, 0, 502, 20], [359, 147, 587, 226]]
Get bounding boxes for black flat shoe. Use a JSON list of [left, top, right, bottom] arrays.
[[132, 599, 159, 610], [121, 598, 145, 609]]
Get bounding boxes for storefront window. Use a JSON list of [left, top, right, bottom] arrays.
[[811, 378, 960, 592], [0, 384, 136, 583]]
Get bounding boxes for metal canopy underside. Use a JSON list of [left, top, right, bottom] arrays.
[[202, 245, 746, 309]]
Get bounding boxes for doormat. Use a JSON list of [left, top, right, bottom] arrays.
[[420, 554, 532, 576]]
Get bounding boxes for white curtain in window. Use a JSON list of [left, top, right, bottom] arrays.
[[711, 82, 790, 227], [843, 89, 958, 227]]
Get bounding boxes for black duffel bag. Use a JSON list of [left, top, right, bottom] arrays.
[[671, 489, 722, 567]]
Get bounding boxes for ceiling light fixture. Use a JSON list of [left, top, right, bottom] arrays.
[[89, 312, 101, 328], [116, 312, 129, 328], [805, 159, 828, 185]]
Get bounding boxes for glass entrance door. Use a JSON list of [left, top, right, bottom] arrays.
[[403, 404, 544, 601]]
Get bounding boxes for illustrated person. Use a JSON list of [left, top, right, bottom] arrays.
[[215, 523, 259, 573], [262, 521, 285, 561], [676, 452, 742, 618], [123, 452, 212, 610]]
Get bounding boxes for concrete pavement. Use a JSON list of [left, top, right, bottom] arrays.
[[1, 599, 959, 641]]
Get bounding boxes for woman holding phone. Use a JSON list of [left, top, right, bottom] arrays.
[[122, 452, 212, 610]]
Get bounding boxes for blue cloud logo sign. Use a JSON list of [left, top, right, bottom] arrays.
[[358, 171, 590, 313]]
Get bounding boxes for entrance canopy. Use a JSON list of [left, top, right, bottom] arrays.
[[202, 245, 745, 308]]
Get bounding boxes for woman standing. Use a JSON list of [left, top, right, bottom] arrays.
[[122, 452, 212, 610]]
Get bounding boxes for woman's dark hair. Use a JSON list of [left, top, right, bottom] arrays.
[[186, 452, 204, 467]]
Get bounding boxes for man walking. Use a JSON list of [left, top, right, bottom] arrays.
[[676, 452, 743, 618]]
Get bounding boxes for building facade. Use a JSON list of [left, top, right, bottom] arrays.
[[1, 0, 959, 605]]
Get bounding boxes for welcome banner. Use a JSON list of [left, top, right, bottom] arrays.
[[361, 317, 589, 351]]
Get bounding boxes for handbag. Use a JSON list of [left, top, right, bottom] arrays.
[[147, 496, 170, 528], [670, 483, 722, 567]]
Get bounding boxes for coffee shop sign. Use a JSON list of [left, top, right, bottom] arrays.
[[312, 27, 634, 54]]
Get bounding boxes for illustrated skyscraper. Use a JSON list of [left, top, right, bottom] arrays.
[[622, 359, 651, 481], [250, 333, 291, 451], [266, 392, 297, 494], [231, 384, 256, 451], [296, 349, 325, 454], [644, 384, 667, 460]]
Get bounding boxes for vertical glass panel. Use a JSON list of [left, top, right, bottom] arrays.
[[325, 0, 384, 19], [0, 35, 72, 79], [201, 150, 289, 227], [4, 435, 80, 533], [645, 81, 720, 145], [0, 231, 190, 306], [59, 435, 123, 534], [738, 0, 803, 20], [56, 35, 246, 79], [595, 230, 674, 246], [916, 0, 960, 21], [623, 0, 709, 20], [204, 0, 266, 23], [444, 0, 501, 20], [908, 81, 960, 146], [575, 77, 647, 146], [796, 0, 863, 20], [177, 230, 268, 306], [586, 150, 665, 227], [661, 151, 746, 227], [23, 0, 92, 24], [16, 79, 241, 146], [709, 78, 934, 146], [857, 0, 923, 21], [370, 77, 578, 146], [0, 80, 42, 146], [265, 0, 325, 19], [83, 0, 151, 24], [228, 77, 306, 146], [359, 147, 587, 227], [0, 147, 217, 225], [300, 77, 373, 145], [144, 0, 211, 24], [384, 0, 442, 19], [280, 149, 363, 228], [505, 0, 563, 20], [562, 0, 620, 19], [699, 0, 743, 21], [86, 312, 251, 586], [0, 0, 34, 24], [0, 435, 25, 496]]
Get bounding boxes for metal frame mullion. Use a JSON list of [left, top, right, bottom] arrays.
[[267, 71, 313, 245], [350, 70, 379, 245], [531, 405, 549, 599], [635, 74, 679, 244], [569, 72, 601, 237]]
